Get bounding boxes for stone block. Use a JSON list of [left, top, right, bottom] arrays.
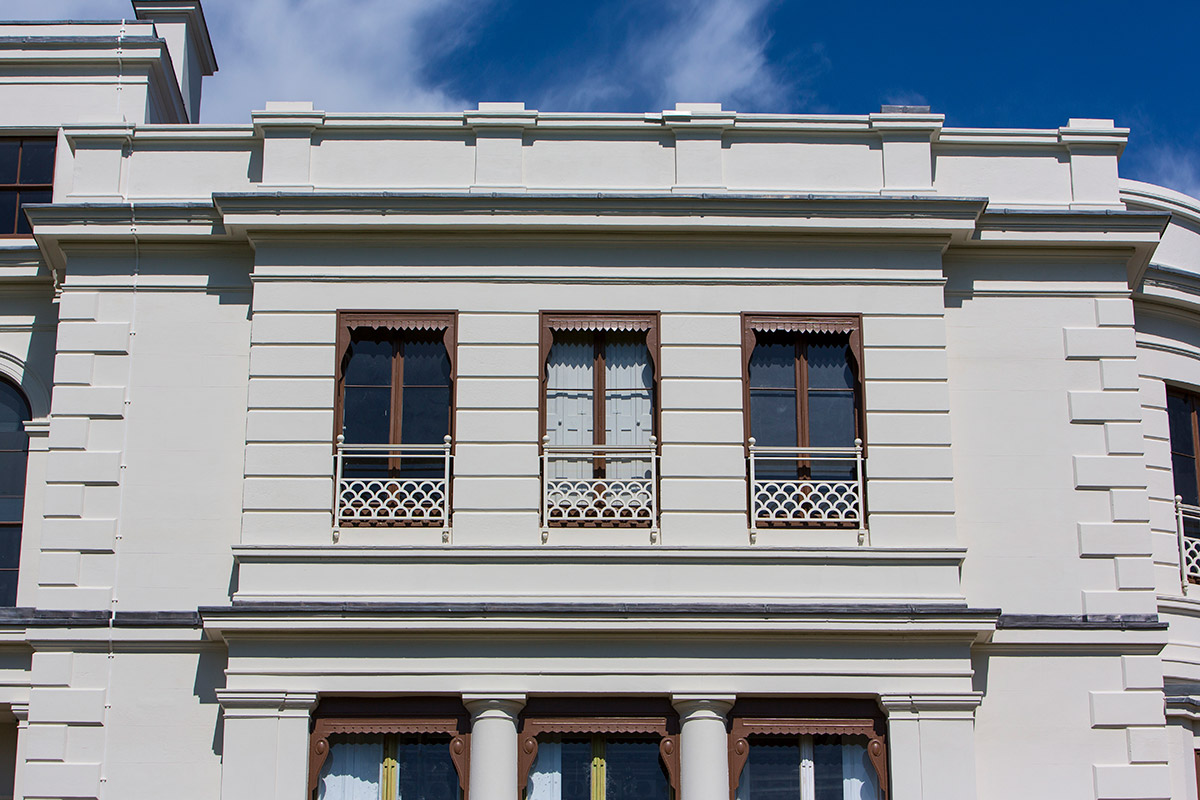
[[1063, 328, 1135, 360], [1095, 298, 1136, 327], [1073, 455, 1146, 489], [1110, 489, 1151, 523], [1126, 727, 1169, 764], [1104, 423, 1145, 455], [55, 322, 130, 354], [1121, 656, 1164, 691], [1114, 557, 1156, 590], [50, 386, 126, 418], [1092, 763, 1170, 799], [1077, 523, 1152, 557], [45, 451, 122, 485], [30, 688, 106, 724], [1090, 691, 1165, 727], [1068, 391, 1141, 423]]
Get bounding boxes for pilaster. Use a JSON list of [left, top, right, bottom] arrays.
[[463, 694, 526, 800], [869, 111, 943, 194], [663, 103, 735, 193], [466, 102, 537, 192], [253, 102, 325, 190], [1059, 118, 1128, 209], [216, 690, 319, 800], [879, 693, 981, 800]]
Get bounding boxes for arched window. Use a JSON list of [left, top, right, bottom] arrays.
[[0, 381, 30, 606]]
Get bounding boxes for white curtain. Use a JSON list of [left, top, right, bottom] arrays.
[[840, 741, 879, 800], [526, 737, 563, 800], [318, 736, 383, 800], [604, 333, 654, 480], [545, 334, 594, 479]]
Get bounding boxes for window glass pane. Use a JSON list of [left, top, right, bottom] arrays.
[[560, 738, 593, 800], [807, 391, 856, 449], [0, 382, 29, 433], [813, 738, 843, 800], [396, 735, 459, 800], [0, 453, 28, 498], [0, 191, 16, 235], [807, 337, 854, 390], [16, 190, 51, 235], [344, 335, 393, 386], [750, 389, 798, 448], [605, 739, 669, 800], [546, 333, 595, 448], [0, 571, 15, 608], [317, 734, 383, 800], [738, 738, 800, 800], [1175, 453, 1200, 506], [400, 386, 450, 445], [1169, 394, 1196, 456], [0, 527, 20, 570], [0, 142, 17, 184], [749, 336, 796, 389], [402, 333, 451, 386], [342, 386, 391, 444], [19, 140, 55, 184], [0, 498, 22, 525]]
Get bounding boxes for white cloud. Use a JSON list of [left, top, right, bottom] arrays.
[[643, 0, 789, 110], [1134, 143, 1200, 201], [1, 0, 486, 122], [536, 0, 803, 113]]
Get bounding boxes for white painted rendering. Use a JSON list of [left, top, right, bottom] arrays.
[[0, 2, 1193, 800]]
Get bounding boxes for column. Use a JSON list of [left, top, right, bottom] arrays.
[[880, 693, 981, 800], [672, 695, 736, 800], [464, 694, 526, 800], [215, 690, 318, 800]]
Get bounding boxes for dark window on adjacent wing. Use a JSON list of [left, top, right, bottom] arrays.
[[1169, 390, 1200, 506], [0, 139, 55, 236], [0, 382, 30, 606]]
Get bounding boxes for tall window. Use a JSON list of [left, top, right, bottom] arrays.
[[518, 701, 679, 800], [1169, 389, 1200, 508], [308, 700, 469, 800], [0, 138, 55, 236], [743, 316, 863, 479], [0, 381, 29, 606], [335, 312, 456, 479], [729, 704, 887, 800], [540, 313, 658, 480]]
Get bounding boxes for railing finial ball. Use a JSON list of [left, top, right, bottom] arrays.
[[336, 433, 345, 444], [854, 438, 863, 447], [748, 437, 756, 447], [543, 434, 551, 444], [444, 434, 452, 443]]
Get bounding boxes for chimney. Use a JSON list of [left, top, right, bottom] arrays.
[[131, 0, 218, 123]]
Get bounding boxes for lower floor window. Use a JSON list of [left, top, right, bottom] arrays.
[[527, 735, 669, 800], [318, 734, 461, 800], [735, 735, 879, 800]]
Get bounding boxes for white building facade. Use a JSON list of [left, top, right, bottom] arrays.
[[0, 2, 1197, 799]]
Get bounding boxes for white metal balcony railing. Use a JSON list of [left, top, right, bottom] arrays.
[[1175, 497, 1200, 590], [748, 437, 868, 544], [541, 435, 659, 540], [334, 435, 452, 535]]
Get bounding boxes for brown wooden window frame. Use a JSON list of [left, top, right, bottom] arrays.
[[538, 311, 662, 458], [517, 699, 681, 798], [727, 701, 888, 800], [0, 137, 55, 237], [740, 314, 865, 452], [308, 698, 471, 800], [334, 311, 458, 448]]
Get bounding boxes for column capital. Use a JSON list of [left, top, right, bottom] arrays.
[[9, 701, 28, 723], [215, 690, 319, 719], [671, 695, 736, 720], [462, 694, 527, 720], [879, 692, 982, 719]]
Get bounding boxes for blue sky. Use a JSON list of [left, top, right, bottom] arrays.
[[10, 0, 1200, 198]]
